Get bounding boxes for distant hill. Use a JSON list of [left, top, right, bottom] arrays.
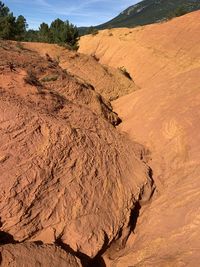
[[79, 0, 200, 35]]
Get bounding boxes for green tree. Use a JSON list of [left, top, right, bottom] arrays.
[[15, 15, 28, 40], [174, 6, 188, 17], [0, 12, 16, 39], [39, 22, 51, 42], [0, 1, 15, 39], [0, 1, 9, 17], [87, 26, 99, 36], [49, 18, 79, 49], [50, 18, 65, 43], [65, 20, 79, 48], [25, 29, 39, 42], [168, 5, 188, 20]]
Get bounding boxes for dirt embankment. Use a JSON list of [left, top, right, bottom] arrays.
[[80, 11, 200, 266], [79, 11, 200, 90], [24, 42, 138, 101], [0, 41, 153, 266]]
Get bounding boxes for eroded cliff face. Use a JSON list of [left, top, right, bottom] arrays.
[[79, 11, 200, 266], [24, 42, 138, 101], [0, 41, 153, 265], [108, 71, 200, 266], [1, 10, 199, 267], [0, 242, 81, 267], [79, 10, 200, 89]]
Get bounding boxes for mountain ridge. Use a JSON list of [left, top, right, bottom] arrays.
[[79, 0, 200, 35]]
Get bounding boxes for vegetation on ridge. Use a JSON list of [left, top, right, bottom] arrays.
[[0, 1, 79, 50], [79, 0, 200, 35]]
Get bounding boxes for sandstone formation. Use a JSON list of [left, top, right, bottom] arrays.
[[79, 10, 200, 266], [107, 75, 200, 266], [24, 42, 138, 101], [0, 41, 153, 261], [0, 41, 121, 126], [79, 10, 200, 90], [1, 9, 199, 267], [0, 242, 81, 267]]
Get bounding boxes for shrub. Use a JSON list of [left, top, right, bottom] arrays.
[[167, 5, 188, 19], [24, 70, 42, 87], [41, 75, 59, 82], [92, 29, 99, 36]]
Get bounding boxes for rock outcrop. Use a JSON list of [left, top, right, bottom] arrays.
[[0, 42, 153, 260], [0, 242, 81, 267], [79, 10, 200, 90], [79, 10, 200, 266], [24, 42, 138, 101]]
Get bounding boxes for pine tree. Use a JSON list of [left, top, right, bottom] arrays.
[[15, 15, 28, 40], [0, 12, 16, 39], [0, 1, 9, 17], [39, 22, 51, 43]]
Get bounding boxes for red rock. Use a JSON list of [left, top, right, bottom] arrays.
[[0, 243, 81, 267], [0, 42, 153, 259]]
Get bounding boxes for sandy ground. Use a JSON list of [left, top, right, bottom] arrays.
[[80, 11, 200, 266]]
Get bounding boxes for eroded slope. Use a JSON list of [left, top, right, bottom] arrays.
[[0, 242, 81, 267], [79, 11, 200, 266], [24, 42, 138, 101], [79, 11, 200, 89], [0, 42, 153, 261]]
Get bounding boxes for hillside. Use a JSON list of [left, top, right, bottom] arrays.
[[79, 11, 200, 266], [23, 42, 138, 101], [0, 40, 153, 266], [79, 11, 200, 89], [98, 0, 200, 29], [0, 6, 200, 267], [79, 0, 200, 34]]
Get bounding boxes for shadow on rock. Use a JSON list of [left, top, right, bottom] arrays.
[[0, 231, 16, 245]]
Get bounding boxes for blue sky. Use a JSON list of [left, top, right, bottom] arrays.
[[4, 0, 140, 29]]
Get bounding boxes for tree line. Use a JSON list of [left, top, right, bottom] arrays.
[[0, 1, 79, 49]]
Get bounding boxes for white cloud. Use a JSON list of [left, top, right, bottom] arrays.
[[4, 0, 140, 28]]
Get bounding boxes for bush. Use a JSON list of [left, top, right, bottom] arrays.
[[41, 75, 59, 82], [91, 29, 99, 36], [16, 41, 26, 50], [24, 70, 42, 87], [167, 5, 188, 19]]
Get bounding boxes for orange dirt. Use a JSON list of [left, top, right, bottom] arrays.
[[0, 41, 153, 263], [79, 11, 200, 266], [0, 242, 81, 267], [0, 10, 199, 267], [79, 11, 200, 90], [24, 42, 138, 101]]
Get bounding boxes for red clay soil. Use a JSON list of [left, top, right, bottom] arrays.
[[79, 11, 200, 266], [24, 42, 138, 101], [1, 10, 199, 267], [79, 11, 200, 90], [80, 11, 200, 267], [0, 242, 81, 267], [0, 41, 153, 264]]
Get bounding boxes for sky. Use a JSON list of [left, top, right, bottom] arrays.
[[4, 0, 140, 29]]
